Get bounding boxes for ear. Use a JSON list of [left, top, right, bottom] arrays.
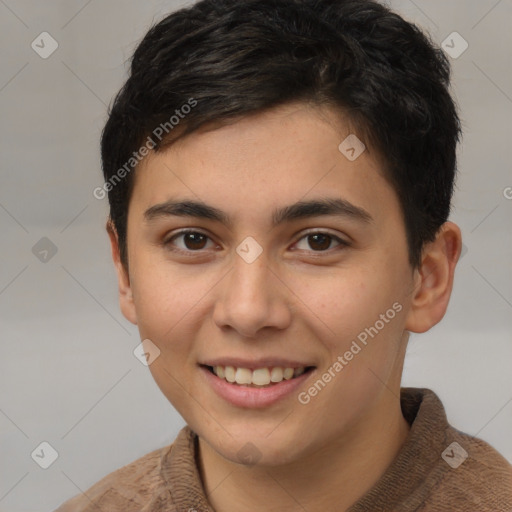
[[405, 221, 462, 333], [106, 220, 138, 325]]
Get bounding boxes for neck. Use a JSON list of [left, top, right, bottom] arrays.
[[198, 392, 410, 512]]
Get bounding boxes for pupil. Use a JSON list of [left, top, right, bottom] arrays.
[[309, 234, 330, 251], [185, 233, 206, 250]]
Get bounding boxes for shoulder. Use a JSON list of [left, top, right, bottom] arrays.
[[425, 427, 512, 510], [398, 388, 512, 511], [54, 444, 176, 512]]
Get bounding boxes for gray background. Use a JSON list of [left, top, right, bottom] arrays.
[[0, 1, 511, 511]]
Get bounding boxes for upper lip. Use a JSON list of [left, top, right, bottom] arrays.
[[200, 357, 315, 369]]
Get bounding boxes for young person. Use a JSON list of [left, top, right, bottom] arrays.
[[57, 0, 512, 510]]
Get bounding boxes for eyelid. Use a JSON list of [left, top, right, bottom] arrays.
[[167, 227, 209, 239], [295, 228, 349, 243]]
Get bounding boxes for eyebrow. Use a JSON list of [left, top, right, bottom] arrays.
[[143, 197, 373, 227]]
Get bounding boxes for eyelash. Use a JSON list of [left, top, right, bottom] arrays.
[[163, 229, 350, 255]]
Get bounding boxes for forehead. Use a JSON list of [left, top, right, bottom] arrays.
[[128, 102, 400, 228]]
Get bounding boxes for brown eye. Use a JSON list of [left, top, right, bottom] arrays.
[[182, 232, 208, 250], [307, 234, 331, 251], [165, 230, 214, 252], [294, 232, 347, 252]]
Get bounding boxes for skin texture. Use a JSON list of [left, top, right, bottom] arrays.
[[107, 102, 462, 512]]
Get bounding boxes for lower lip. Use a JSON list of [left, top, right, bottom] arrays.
[[199, 366, 315, 409]]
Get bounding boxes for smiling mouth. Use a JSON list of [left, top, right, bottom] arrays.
[[202, 364, 316, 388]]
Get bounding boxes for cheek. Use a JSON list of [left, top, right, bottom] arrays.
[[293, 265, 407, 392], [130, 256, 201, 338], [133, 265, 202, 409], [289, 268, 393, 346], [129, 259, 215, 391]]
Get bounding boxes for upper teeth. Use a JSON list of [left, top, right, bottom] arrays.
[[212, 366, 306, 386]]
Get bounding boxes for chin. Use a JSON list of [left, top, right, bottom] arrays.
[[197, 420, 312, 468]]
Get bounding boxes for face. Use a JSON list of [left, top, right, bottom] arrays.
[[113, 102, 422, 466]]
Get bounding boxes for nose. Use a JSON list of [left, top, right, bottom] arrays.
[[212, 249, 292, 338]]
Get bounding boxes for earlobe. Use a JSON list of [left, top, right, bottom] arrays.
[[404, 221, 462, 333], [106, 220, 138, 325]]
